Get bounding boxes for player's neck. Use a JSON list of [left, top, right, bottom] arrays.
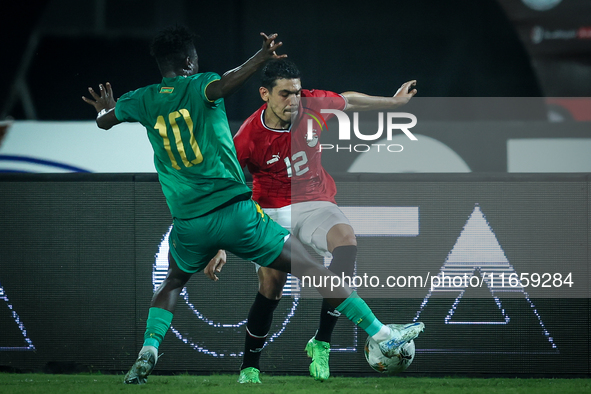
[[162, 69, 193, 79], [263, 109, 291, 130]]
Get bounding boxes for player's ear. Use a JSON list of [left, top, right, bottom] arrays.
[[259, 86, 269, 102], [185, 55, 197, 73]]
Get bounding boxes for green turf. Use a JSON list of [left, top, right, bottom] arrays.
[[0, 374, 589, 394]]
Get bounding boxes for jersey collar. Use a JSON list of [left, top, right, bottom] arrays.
[[261, 109, 292, 133]]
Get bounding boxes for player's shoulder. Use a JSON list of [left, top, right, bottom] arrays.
[[119, 83, 158, 102], [235, 104, 266, 139], [302, 89, 339, 98], [189, 72, 222, 82]]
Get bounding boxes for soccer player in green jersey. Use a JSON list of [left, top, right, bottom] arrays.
[[82, 25, 424, 385]]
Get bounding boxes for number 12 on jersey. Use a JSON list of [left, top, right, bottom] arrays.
[[284, 151, 309, 178]]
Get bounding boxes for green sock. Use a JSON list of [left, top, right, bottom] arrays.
[[335, 291, 384, 337], [143, 307, 174, 349]]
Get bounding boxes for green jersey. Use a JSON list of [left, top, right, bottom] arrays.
[[115, 72, 251, 219]]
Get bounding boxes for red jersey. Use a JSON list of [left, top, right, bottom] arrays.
[[234, 89, 346, 208]]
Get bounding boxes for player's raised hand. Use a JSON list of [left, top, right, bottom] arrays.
[[393, 80, 418, 104], [208, 34, 286, 101], [259, 32, 287, 61], [203, 249, 227, 282], [82, 82, 117, 114]]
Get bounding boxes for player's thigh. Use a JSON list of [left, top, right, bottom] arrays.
[[169, 216, 221, 274], [294, 201, 353, 255], [263, 205, 292, 231], [218, 199, 289, 268], [252, 204, 291, 272]]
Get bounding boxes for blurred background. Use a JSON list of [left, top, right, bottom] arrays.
[[1, 0, 590, 122]]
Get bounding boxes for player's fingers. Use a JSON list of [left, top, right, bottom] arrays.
[[268, 42, 283, 57], [207, 271, 219, 281], [203, 263, 218, 281], [264, 33, 278, 46], [99, 84, 108, 98], [88, 87, 100, 100], [270, 40, 283, 50], [214, 259, 225, 273], [106, 82, 114, 98]]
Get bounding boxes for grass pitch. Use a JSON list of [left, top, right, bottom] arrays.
[[0, 373, 589, 394]]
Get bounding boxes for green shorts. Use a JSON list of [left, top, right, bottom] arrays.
[[169, 199, 289, 273]]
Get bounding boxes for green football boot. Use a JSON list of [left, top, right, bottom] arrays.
[[238, 367, 262, 384], [305, 337, 330, 382], [123, 348, 158, 385]]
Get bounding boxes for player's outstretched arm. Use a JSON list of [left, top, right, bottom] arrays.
[[342, 80, 417, 112], [82, 82, 122, 130], [205, 33, 287, 102]]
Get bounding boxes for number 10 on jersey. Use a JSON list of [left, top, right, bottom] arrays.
[[154, 109, 203, 170]]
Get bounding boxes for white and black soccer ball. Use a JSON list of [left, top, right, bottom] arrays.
[[364, 337, 415, 374]]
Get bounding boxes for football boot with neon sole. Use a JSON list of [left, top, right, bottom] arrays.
[[238, 367, 262, 384], [378, 322, 425, 357], [305, 337, 330, 382], [123, 348, 158, 384]]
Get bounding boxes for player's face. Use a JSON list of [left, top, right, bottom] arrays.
[[262, 78, 302, 127]]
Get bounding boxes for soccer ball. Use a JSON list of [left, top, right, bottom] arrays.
[[364, 337, 415, 374]]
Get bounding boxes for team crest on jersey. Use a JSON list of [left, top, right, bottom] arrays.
[[306, 130, 319, 147]]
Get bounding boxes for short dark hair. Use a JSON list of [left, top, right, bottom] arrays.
[[150, 25, 196, 71], [261, 59, 301, 90]]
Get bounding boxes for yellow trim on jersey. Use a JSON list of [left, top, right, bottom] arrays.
[[203, 79, 221, 102]]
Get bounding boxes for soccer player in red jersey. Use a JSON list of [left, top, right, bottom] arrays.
[[225, 59, 417, 383]]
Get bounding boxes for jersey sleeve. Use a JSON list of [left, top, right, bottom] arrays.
[[114, 88, 143, 122], [308, 89, 347, 111], [192, 72, 222, 107], [233, 123, 252, 168]]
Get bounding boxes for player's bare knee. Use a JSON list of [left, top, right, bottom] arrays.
[[327, 230, 357, 252], [259, 284, 283, 300], [259, 270, 286, 300], [340, 233, 357, 247], [259, 278, 285, 300]]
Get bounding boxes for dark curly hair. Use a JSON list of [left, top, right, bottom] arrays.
[[150, 25, 196, 72], [261, 59, 301, 90]]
